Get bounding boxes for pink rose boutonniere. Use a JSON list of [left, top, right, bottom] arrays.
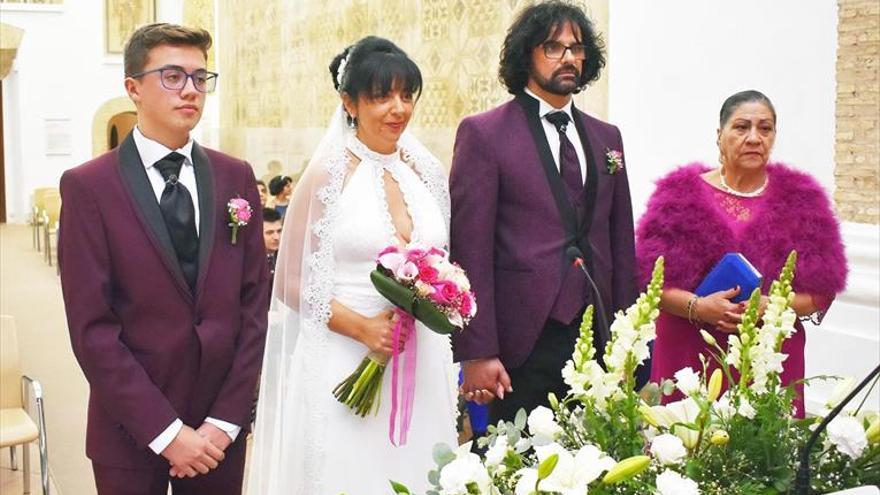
[[227, 197, 252, 245], [605, 148, 624, 175]]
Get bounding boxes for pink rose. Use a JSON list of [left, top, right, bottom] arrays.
[[236, 207, 252, 223], [430, 281, 460, 305], [418, 265, 440, 284], [428, 247, 448, 258], [460, 292, 474, 316]]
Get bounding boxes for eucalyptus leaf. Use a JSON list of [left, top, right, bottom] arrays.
[[432, 443, 455, 467], [427, 469, 440, 485], [515, 408, 528, 430]]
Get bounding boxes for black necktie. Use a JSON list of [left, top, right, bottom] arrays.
[[154, 152, 199, 293], [545, 111, 583, 206]]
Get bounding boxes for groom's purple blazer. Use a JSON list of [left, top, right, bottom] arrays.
[[450, 95, 637, 369], [58, 134, 269, 469]]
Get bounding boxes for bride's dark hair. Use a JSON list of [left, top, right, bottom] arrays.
[[329, 36, 423, 104]]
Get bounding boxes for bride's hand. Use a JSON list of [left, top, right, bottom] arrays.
[[357, 310, 406, 357]]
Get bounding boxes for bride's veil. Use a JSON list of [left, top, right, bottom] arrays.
[[246, 104, 449, 493]]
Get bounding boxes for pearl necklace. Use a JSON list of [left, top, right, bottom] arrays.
[[719, 172, 768, 198]]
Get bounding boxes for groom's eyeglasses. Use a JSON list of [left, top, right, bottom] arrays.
[[542, 41, 588, 60], [128, 66, 219, 93]]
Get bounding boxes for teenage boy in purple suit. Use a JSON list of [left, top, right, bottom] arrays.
[[58, 23, 268, 494], [451, 1, 638, 423]]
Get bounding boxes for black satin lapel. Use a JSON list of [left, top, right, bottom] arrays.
[[571, 107, 599, 239], [117, 133, 193, 303], [514, 93, 578, 252], [192, 143, 215, 299]]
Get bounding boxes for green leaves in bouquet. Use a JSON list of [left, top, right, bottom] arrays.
[[370, 269, 457, 334]]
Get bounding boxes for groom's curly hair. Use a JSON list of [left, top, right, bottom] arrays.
[[499, 0, 605, 95]]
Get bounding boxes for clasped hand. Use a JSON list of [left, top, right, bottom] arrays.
[[459, 357, 513, 405], [163, 423, 231, 478]]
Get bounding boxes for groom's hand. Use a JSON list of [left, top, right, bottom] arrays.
[[169, 423, 232, 477], [162, 425, 224, 478], [461, 357, 513, 405]]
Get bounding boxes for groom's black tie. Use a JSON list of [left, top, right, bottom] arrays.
[[545, 111, 583, 208], [154, 152, 199, 293]]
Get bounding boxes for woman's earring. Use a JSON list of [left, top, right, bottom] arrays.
[[348, 117, 357, 129]]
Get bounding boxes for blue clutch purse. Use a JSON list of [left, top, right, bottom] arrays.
[[694, 253, 762, 303]]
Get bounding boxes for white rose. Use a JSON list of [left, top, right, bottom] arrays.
[[527, 406, 562, 444], [827, 416, 868, 459], [673, 367, 701, 396], [438, 453, 492, 495], [650, 434, 687, 465], [655, 469, 700, 495]]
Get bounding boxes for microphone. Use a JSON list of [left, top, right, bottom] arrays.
[[794, 363, 880, 494], [565, 245, 610, 346]]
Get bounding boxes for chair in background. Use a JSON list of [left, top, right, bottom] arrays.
[[29, 188, 58, 252], [0, 315, 50, 494], [40, 193, 61, 268]]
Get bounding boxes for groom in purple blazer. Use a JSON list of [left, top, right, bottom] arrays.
[[58, 24, 268, 494], [451, 1, 638, 423]]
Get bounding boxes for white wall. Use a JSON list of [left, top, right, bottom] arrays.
[[1, 0, 192, 223], [609, 0, 838, 221], [609, 1, 879, 413]]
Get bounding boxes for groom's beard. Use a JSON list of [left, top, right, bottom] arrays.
[[533, 64, 581, 96]]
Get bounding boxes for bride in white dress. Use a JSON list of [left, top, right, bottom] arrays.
[[247, 37, 458, 494]]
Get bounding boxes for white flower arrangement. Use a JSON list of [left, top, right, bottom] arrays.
[[390, 252, 880, 495]]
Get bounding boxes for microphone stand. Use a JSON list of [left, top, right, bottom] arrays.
[[794, 363, 880, 495], [565, 246, 610, 348]]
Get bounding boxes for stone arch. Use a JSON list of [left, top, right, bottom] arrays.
[[92, 97, 136, 157]]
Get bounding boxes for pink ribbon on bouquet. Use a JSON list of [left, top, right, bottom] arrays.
[[389, 308, 417, 446]]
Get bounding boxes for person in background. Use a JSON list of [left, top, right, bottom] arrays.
[[262, 207, 282, 297], [268, 175, 292, 218], [256, 180, 273, 208], [635, 89, 847, 417]]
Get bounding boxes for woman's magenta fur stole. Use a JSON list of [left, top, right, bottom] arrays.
[[635, 163, 848, 296]]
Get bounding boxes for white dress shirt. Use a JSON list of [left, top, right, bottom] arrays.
[[132, 127, 241, 454], [524, 87, 588, 183]]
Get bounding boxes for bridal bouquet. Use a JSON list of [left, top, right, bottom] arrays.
[[333, 245, 476, 441], [392, 252, 880, 494]]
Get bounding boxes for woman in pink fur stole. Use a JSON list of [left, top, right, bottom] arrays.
[[635, 90, 847, 417]]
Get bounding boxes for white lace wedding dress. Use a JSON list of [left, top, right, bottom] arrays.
[[247, 132, 458, 495]]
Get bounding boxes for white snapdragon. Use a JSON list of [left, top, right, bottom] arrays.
[[650, 434, 688, 465], [655, 469, 701, 495], [827, 416, 868, 460], [737, 399, 756, 419], [673, 367, 702, 396], [528, 406, 563, 444]]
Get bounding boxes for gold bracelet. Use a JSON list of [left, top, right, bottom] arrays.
[[686, 296, 701, 325]]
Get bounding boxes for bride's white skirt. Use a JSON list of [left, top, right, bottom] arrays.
[[255, 300, 458, 495]]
